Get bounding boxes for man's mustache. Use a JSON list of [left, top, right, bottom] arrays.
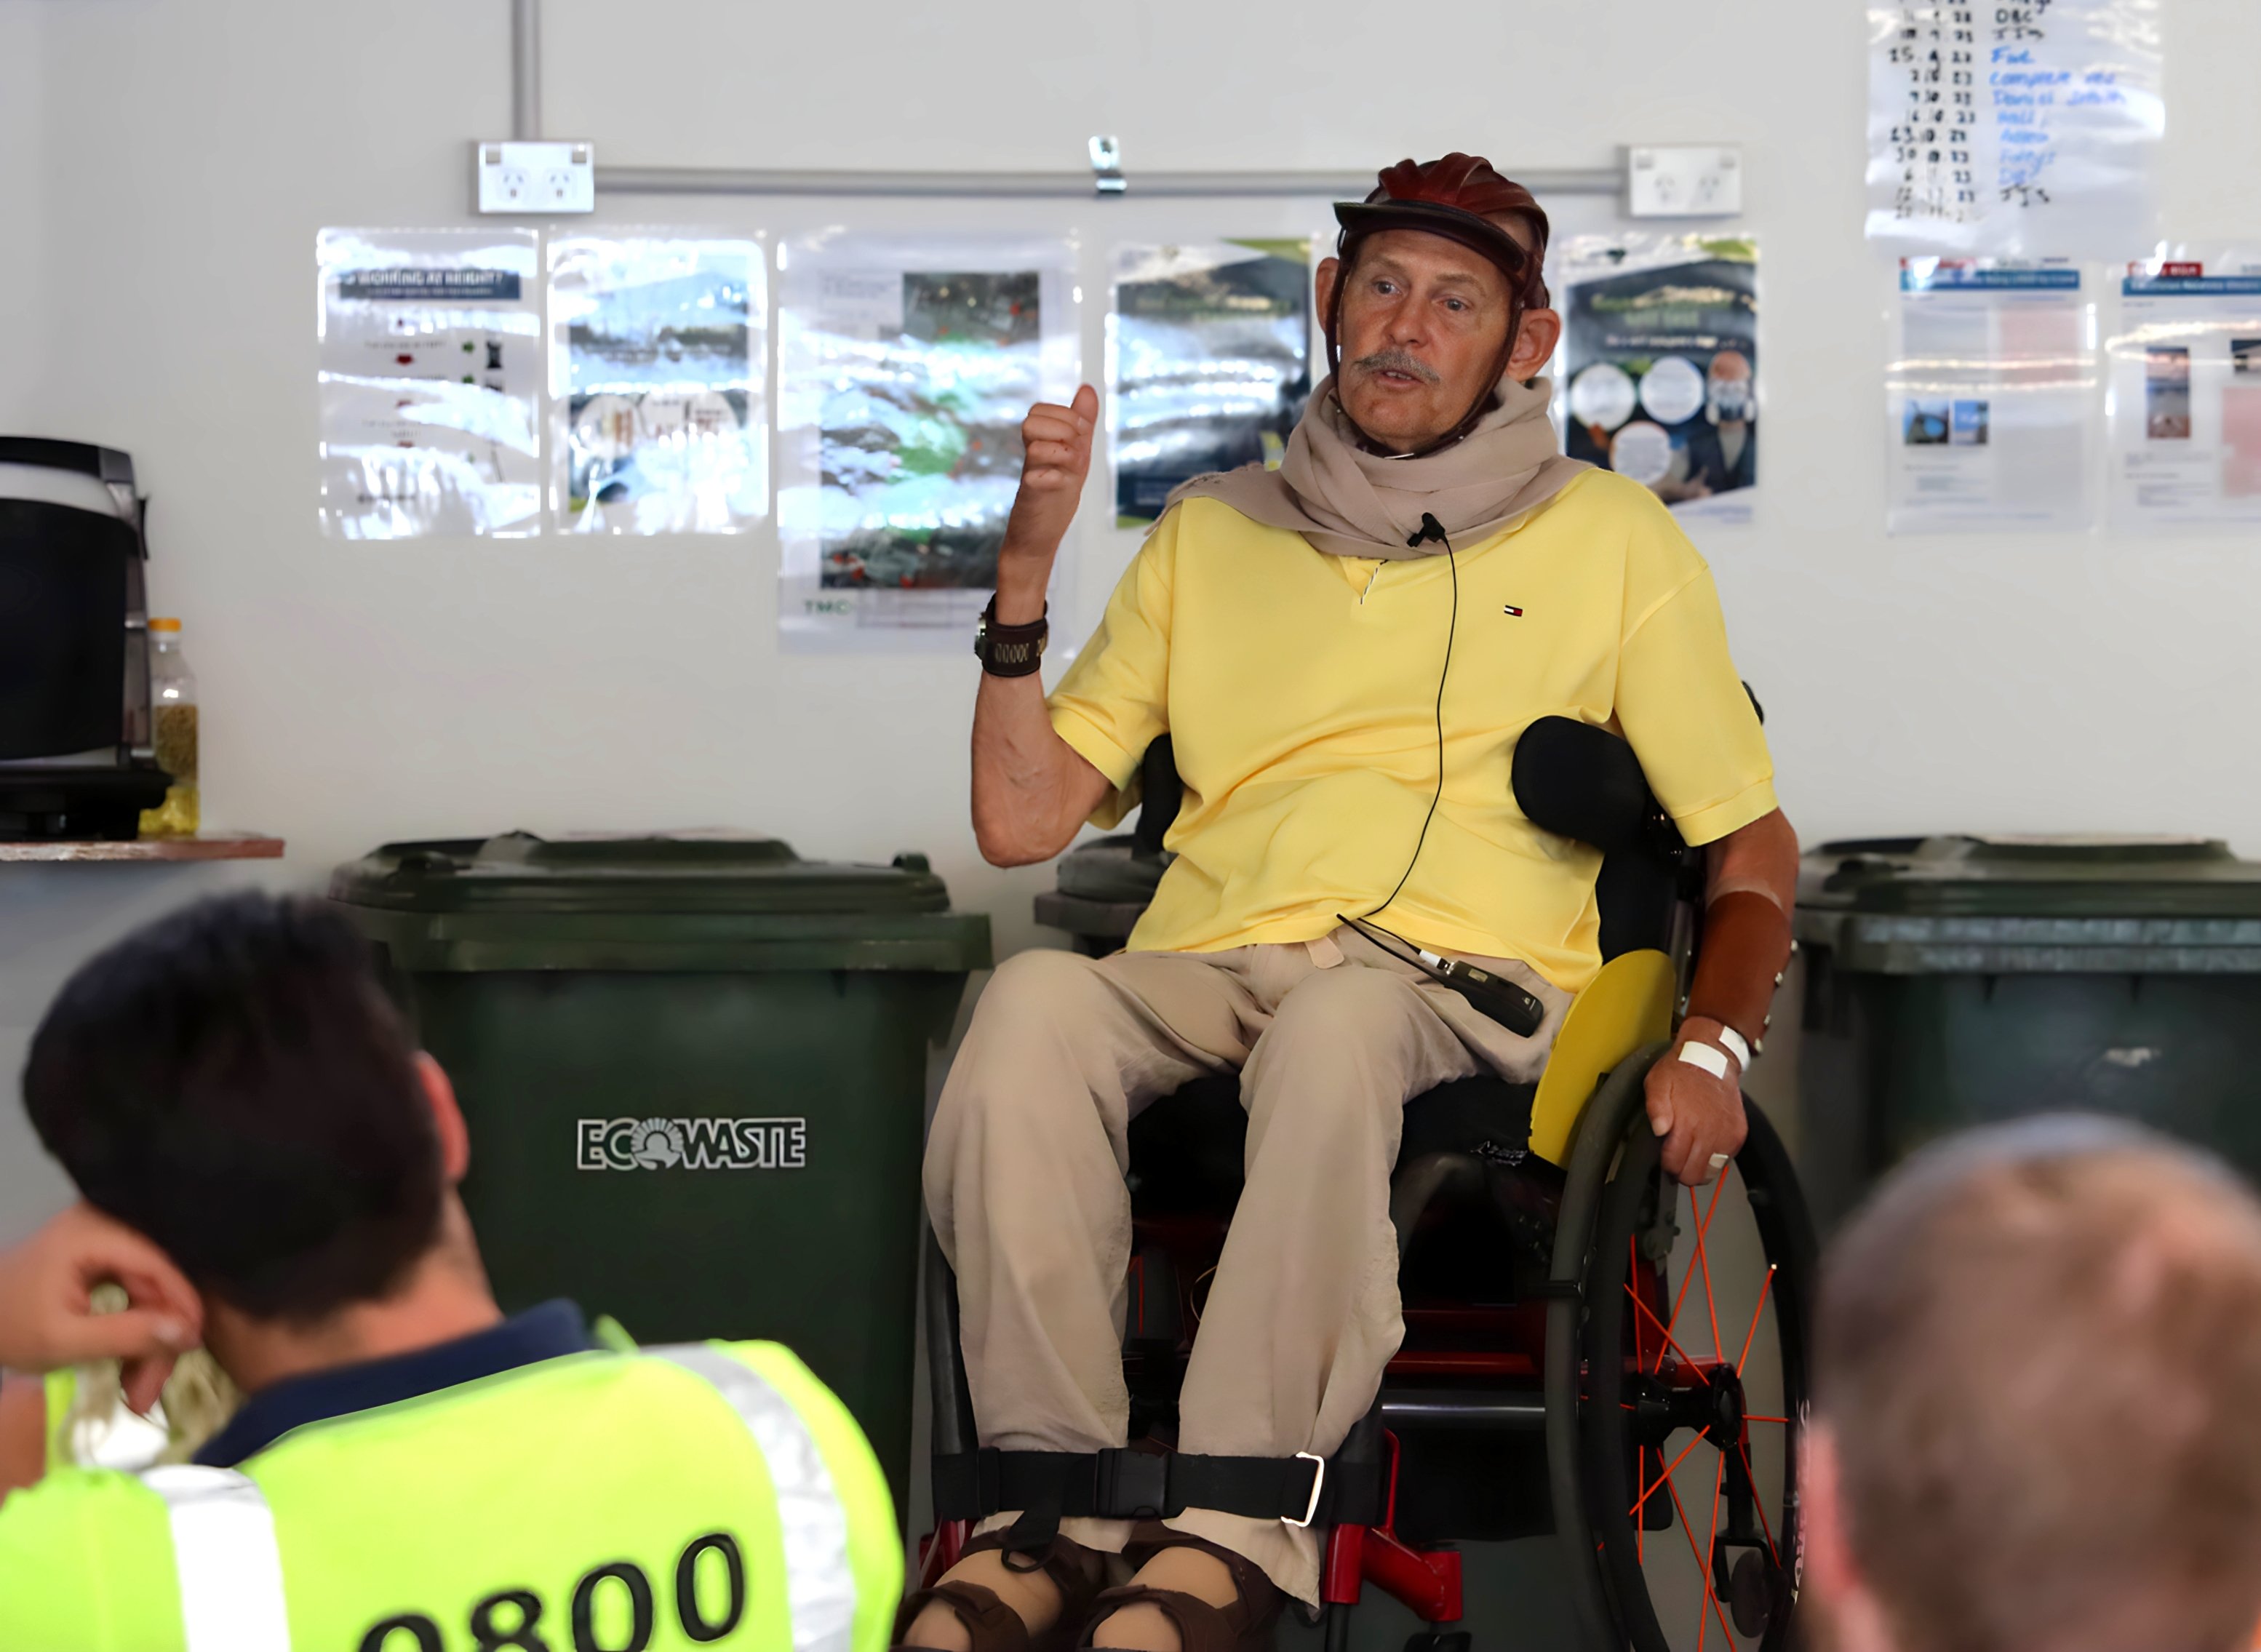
[[1349, 349, 1441, 384]]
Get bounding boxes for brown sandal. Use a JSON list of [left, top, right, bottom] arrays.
[[1080, 1531, 1283, 1652], [895, 1533, 1109, 1652]]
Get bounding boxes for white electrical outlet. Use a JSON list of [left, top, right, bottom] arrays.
[[1626, 145, 1743, 218], [476, 141, 596, 215]]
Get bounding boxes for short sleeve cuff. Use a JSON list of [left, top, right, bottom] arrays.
[[1670, 776, 1779, 847], [1048, 705, 1146, 831], [1048, 704, 1144, 792]]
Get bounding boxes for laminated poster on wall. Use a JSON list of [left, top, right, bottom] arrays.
[[316, 229, 542, 538], [2105, 254, 2261, 534], [1556, 235, 1758, 530], [1886, 258, 2097, 534], [1109, 241, 1312, 527], [777, 235, 1079, 650], [547, 235, 768, 535], [1865, 0, 2164, 258]]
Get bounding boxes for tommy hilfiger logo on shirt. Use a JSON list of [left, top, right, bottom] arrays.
[[1502, 604, 1525, 618]]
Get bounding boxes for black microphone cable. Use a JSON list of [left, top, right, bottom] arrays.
[[1360, 510, 1458, 925]]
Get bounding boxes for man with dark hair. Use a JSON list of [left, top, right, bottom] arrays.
[[914, 153, 1797, 1652], [0, 891, 902, 1651], [1805, 1117, 2261, 1652]]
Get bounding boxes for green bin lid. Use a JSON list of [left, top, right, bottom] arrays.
[[327, 833, 992, 974], [1800, 835, 2261, 918], [1795, 836, 2261, 975], [331, 831, 952, 916]]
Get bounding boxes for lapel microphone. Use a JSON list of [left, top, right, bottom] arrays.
[[1408, 512, 1452, 550]]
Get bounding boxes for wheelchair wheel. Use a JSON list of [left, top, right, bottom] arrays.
[[1547, 1054, 1817, 1652]]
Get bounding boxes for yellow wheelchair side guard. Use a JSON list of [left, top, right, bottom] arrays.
[[1526, 949, 1676, 1167]]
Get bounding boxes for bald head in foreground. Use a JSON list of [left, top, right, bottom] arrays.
[[1806, 1117, 2261, 1652]]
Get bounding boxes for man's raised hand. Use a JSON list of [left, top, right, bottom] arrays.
[[0, 1202, 202, 1413], [1001, 384, 1098, 582]]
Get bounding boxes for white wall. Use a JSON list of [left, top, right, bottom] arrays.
[[4, 0, 2260, 1237]]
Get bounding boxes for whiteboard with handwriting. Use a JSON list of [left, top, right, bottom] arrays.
[[1866, 0, 2163, 258]]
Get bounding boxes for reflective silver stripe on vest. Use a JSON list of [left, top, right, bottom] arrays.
[[143, 1464, 292, 1652], [655, 1344, 856, 1652]]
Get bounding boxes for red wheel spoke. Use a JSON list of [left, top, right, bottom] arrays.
[[1693, 1176, 1728, 1362], [1630, 1429, 1709, 1517], [1627, 1283, 1704, 1369], [1664, 1175, 1733, 1368], [1664, 1471, 1714, 1648], [1664, 1469, 1739, 1650], [1661, 1197, 1704, 1367], [1704, 1455, 1737, 1646], [1736, 1264, 1778, 1376], [1736, 1440, 1780, 1565], [1744, 1414, 1790, 1425]]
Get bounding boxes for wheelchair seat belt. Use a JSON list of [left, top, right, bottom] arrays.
[[930, 1447, 1389, 1545]]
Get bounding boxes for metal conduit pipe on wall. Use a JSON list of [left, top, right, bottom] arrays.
[[591, 165, 1622, 201], [511, 0, 541, 143], [506, 0, 1622, 202]]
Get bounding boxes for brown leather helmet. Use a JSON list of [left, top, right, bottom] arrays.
[[1333, 153, 1550, 310], [1327, 153, 1553, 455]]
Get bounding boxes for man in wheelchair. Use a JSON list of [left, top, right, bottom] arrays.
[[917, 153, 1799, 1652]]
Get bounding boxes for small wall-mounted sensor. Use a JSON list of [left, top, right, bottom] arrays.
[[1626, 146, 1743, 218], [476, 141, 596, 214]]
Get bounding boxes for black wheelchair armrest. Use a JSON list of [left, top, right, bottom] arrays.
[[1133, 735, 1182, 858]]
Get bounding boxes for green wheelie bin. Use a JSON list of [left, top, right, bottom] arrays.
[[1795, 835, 2261, 1232], [330, 832, 991, 1512]]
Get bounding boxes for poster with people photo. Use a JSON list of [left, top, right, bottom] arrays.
[[547, 236, 767, 535], [2106, 254, 2261, 532], [1556, 235, 1759, 529], [1109, 241, 1312, 527], [777, 235, 1078, 650]]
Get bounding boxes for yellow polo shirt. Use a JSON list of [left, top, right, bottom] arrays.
[[1045, 471, 1776, 992]]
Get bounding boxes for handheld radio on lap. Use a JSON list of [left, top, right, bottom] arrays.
[[1339, 914, 1547, 1037]]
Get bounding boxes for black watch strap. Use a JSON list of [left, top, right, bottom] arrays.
[[976, 598, 1048, 677]]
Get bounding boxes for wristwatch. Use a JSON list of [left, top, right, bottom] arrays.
[[974, 599, 1048, 677]]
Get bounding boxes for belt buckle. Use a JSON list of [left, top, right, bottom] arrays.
[[1098, 1448, 1171, 1520], [1282, 1451, 1325, 1528]]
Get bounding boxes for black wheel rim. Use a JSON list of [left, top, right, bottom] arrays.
[[1580, 1097, 1816, 1652]]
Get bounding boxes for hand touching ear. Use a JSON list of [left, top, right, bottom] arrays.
[[0, 1203, 202, 1414]]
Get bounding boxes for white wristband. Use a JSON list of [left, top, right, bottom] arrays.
[[1714, 1026, 1751, 1069], [1676, 1042, 1731, 1080]]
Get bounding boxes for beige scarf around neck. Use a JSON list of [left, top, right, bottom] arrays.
[[1170, 372, 1590, 559]]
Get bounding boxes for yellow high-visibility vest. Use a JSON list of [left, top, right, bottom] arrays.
[[0, 1339, 901, 1652]]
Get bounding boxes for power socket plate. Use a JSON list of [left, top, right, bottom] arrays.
[[476, 140, 596, 215], [1626, 145, 1743, 218]]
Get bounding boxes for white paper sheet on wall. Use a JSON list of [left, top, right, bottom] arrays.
[[1886, 259, 2098, 533], [2105, 255, 2261, 534], [547, 235, 769, 535], [776, 234, 1079, 651], [1555, 234, 1759, 530], [317, 229, 543, 539], [1865, 0, 2163, 258]]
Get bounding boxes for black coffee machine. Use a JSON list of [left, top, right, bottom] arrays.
[[0, 439, 172, 839]]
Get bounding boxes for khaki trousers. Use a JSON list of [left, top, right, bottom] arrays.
[[923, 926, 1570, 1604]]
